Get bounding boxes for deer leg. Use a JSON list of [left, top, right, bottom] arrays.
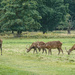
[[36, 50, 38, 53], [48, 49, 52, 55], [38, 48, 41, 52], [48, 49, 50, 55], [58, 48, 60, 55], [33, 49, 35, 53], [42, 48, 46, 54], [48, 50, 50, 55], [60, 48, 63, 54], [1, 47, 2, 55], [44, 49, 47, 54], [42, 49, 44, 54], [35, 48, 38, 53], [50, 49, 52, 55], [33, 48, 37, 53]]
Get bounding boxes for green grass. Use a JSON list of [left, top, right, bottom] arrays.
[[0, 38, 75, 75]]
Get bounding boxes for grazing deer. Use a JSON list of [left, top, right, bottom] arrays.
[[45, 41, 63, 55], [65, 44, 75, 55], [37, 41, 47, 54], [26, 41, 47, 54], [0, 39, 2, 55]]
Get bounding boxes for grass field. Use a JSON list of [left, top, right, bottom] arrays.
[[0, 38, 75, 75]]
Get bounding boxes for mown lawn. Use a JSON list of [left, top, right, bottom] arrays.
[[0, 38, 75, 75]]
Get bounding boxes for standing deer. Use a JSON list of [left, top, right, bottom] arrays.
[[0, 39, 2, 55], [45, 41, 63, 55], [65, 44, 75, 55], [26, 41, 47, 54]]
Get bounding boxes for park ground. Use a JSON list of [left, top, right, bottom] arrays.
[[0, 31, 75, 75]]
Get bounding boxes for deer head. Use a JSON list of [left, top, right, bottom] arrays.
[[26, 48, 29, 53], [26, 45, 31, 53]]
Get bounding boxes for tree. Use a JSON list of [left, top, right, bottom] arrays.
[[64, 0, 75, 20], [57, 14, 73, 34], [57, 0, 75, 34], [37, 0, 68, 33], [0, 0, 41, 36], [64, 0, 75, 30]]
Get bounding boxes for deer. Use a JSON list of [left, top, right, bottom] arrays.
[[65, 44, 75, 55], [37, 41, 47, 54], [45, 41, 63, 55], [0, 39, 2, 55], [26, 41, 47, 54]]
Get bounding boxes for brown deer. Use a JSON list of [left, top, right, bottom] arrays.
[[0, 39, 2, 55], [37, 41, 47, 54], [65, 44, 75, 55], [26, 41, 47, 54], [45, 41, 63, 55]]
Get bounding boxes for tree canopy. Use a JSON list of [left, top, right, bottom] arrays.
[[0, 0, 74, 35], [0, 0, 41, 34], [57, 0, 75, 33], [37, 0, 68, 33]]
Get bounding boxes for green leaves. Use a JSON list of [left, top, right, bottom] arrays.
[[0, 0, 70, 34], [37, 0, 68, 33], [0, 0, 41, 34]]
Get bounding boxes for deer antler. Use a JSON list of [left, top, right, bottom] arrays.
[[65, 47, 68, 53], [25, 45, 29, 49]]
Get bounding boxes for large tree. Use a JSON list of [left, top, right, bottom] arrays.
[[64, 0, 75, 20], [37, 0, 68, 33], [0, 0, 41, 35], [57, 0, 75, 34], [57, 14, 73, 34]]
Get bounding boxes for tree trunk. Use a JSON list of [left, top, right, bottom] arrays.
[[43, 30, 46, 34], [67, 27, 71, 34], [43, 31, 45, 34], [12, 31, 14, 34], [67, 29, 71, 34], [17, 31, 22, 37]]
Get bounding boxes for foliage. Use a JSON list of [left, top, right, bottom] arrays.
[[64, 0, 75, 20], [37, 0, 68, 33], [64, 0, 75, 31], [57, 14, 72, 29], [0, 0, 41, 35], [0, 0, 74, 34]]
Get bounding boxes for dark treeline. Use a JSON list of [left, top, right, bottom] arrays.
[[0, 0, 75, 35]]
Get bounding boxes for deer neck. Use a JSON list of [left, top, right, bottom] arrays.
[[29, 46, 33, 51]]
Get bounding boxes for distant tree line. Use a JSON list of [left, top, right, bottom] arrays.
[[0, 0, 75, 35]]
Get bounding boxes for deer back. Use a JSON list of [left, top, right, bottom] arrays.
[[46, 41, 62, 49], [37, 41, 46, 48]]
